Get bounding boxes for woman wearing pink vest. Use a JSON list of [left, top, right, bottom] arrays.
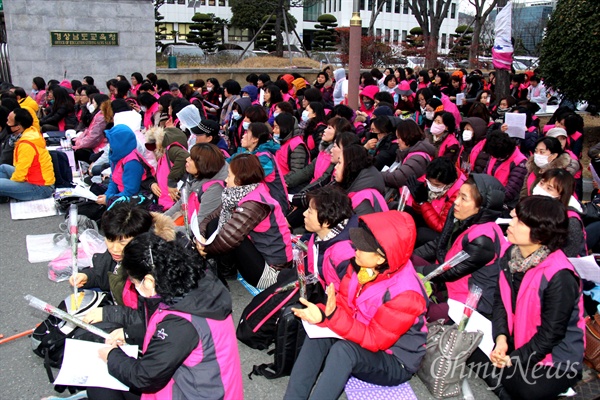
[[546, 127, 583, 199], [415, 174, 508, 320], [303, 186, 357, 291], [485, 196, 584, 400], [92, 233, 243, 400], [428, 111, 461, 165], [274, 112, 309, 184], [285, 211, 428, 399], [198, 154, 293, 289]]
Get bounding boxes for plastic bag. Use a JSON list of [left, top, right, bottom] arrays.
[[79, 229, 107, 256], [48, 248, 92, 282]]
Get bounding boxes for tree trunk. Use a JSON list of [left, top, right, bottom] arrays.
[[469, 20, 482, 69], [424, 33, 439, 69], [274, 0, 284, 57]]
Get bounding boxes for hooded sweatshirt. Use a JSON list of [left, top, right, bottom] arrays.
[[333, 68, 347, 106], [106, 271, 243, 399], [104, 124, 147, 199]]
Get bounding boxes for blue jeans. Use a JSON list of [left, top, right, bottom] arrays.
[[0, 164, 54, 201]]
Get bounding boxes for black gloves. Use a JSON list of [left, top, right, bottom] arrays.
[[406, 175, 428, 204]]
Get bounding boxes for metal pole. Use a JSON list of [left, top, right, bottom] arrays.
[[236, 8, 276, 63], [348, 3, 362, 110]]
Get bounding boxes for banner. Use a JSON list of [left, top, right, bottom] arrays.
[[492, 2, 513, 70]]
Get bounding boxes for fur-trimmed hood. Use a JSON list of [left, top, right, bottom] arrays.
[[526, 152, 577, 175], [151, 212, 177, 242], [145, 126, 188, 159]]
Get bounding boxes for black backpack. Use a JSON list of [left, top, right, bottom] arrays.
[[248, 304, 307, 379], [49, 150, 74, 188]]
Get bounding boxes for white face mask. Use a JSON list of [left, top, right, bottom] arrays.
[[430, 122, 446, 136], [532, 185, 558, 198], [206, 86, 213, 92], [140, 106, 147, 112], [232, 111, 242, 121], [301, 110, 310, 122], [242, 121, 250, 130], [273, 134, 280, 143], [273, 111, 280, 119], [86, 102, 96, 113], [462, 129, 474, 141], [426, 179, 446, 193], [425, 111, 435, 120], [135, 278, 153, 298], [534, 153, 550, 168]]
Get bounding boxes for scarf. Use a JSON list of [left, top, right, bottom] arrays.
[[508, 245, 551, 274], [319, 140, 333, 154], [9, 132, 23, 147], [315, 219, 348, 243], [218, 183, 259, 230]]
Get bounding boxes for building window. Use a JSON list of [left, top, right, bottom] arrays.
[[451, 3, 456, 18], [303, 1, 321, 21], [167, 0, 175, 3], [393, 29, 399, 44], [402, 29, 407, 41], [403, 0, 409, 14], [441, 33, 446, 49], [178, 0, 185, 4], [218, 0, 225, 5], [208, 0, 215, 5], [384, 29, 391, 42], [394, 0, 400, 13], [334, 0, 336, 12], [368, 0, 374, 11], [386, 0, 391, 13], [376, 28, 382, 38], [228, 27, 252, 41], [159, 23, 175, 40]]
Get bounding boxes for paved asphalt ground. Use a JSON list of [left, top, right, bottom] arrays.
[[0, 202, 500, 400]]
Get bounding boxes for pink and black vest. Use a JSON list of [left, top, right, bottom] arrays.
[[275, 136, 309, 176], [142, 308, 243, 400], [187, 179, 225, 222], [348, 188, 389, 213], [311, 150, 332, 183], [155, 142, 186, 209], [307, 234, 355, 291], [498, 250, 585, 369], [255, 149, 290, 213], [111, 149, 155, 194], [486, 148, 527, 186], [239, 183, 293, 265]]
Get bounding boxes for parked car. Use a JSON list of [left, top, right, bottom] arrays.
[[162, 43, 205, 58]]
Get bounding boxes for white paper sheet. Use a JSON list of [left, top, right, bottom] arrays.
[[189, 211, 219, 245], [447, 298, 494, 359], [10, 197, 57, 220], [55, 185, 98, 201], [26, 233, 69, 263], [504, 113, 527, 139], [54, 339, 138, 390], [302, 320, 343, 340], [455, 93, 465, 106], [568, 255, 600, 284]]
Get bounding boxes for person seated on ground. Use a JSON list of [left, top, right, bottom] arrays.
[[406, 156, 467, 247], [144, 126, 189, 211], [13, 86, 39, 115], [547, 127, 584, 199], [427, 111, 461, 165], [137, 92, 160, 130], [363, 114, 398, 171], [39, 85, 77, 132], [229, 122, 288, 213], [165, 143, 228, 230], [521, 136, 579, 199], [73, 93, 110, 164], [532, 168, 586, 258], [71, 203, 176, 310], [96, 124, 155, 207], [284, 211, 428, 400], [483, 130, 527, 211], [458, 116, 488, 174], [90, 233, 243, 400], [226, 96, 252, 153], [381, 118, 436, 190], [469, 196, 584, 400], [196, 154, 292, 289], [0, 109, 55, 201], [275, 112, 309, 187], [287, 130, 359, 230], [414, 174, 508, 321], [303, 186, 357, 291], [335, 144, 388, 216]]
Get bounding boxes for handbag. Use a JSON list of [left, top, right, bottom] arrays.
[[584, 313, 600, 371], [417, 320, 483, 398]]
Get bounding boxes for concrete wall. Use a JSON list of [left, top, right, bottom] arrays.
[[157, 68, 323, 87], [4, 0, 156, 89]]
